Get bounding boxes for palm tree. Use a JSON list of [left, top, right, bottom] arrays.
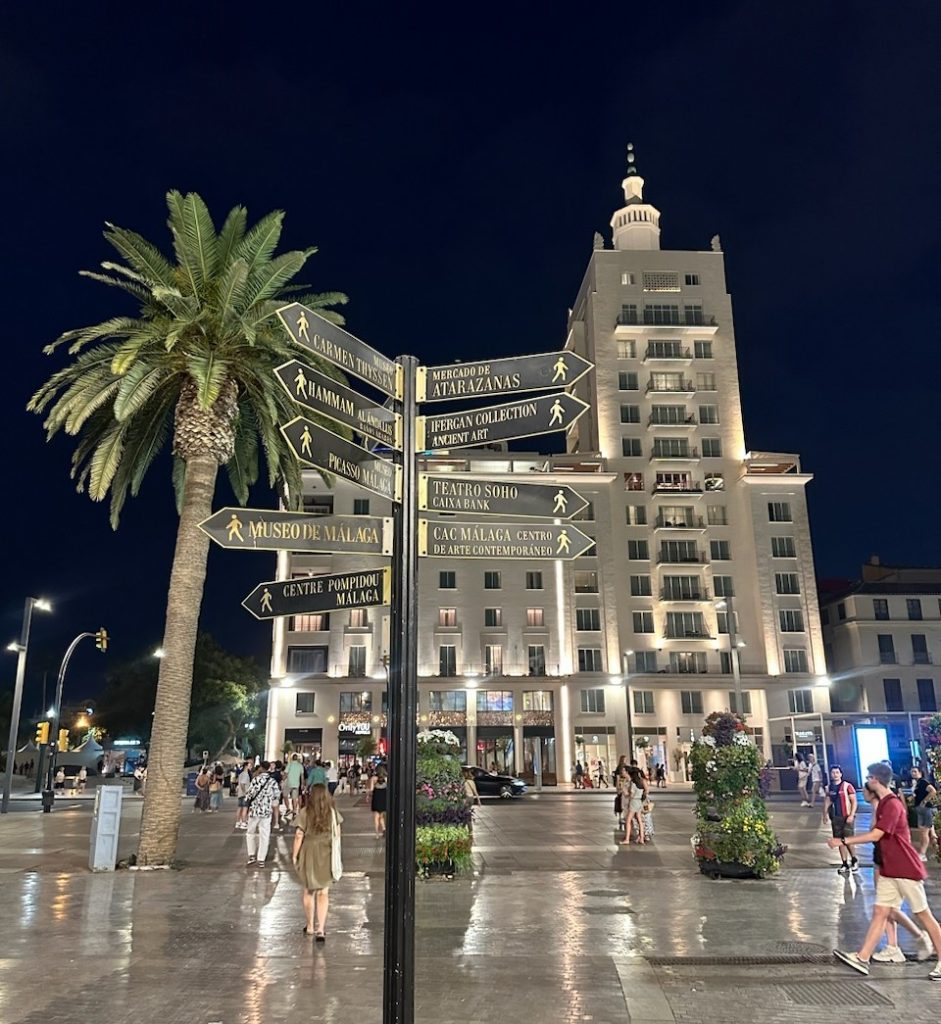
[[29, 192, 346, 864]]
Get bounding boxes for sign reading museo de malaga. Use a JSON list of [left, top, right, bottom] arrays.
[[199, 508, 393, 555]]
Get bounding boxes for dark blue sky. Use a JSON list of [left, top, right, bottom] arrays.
[[2, 3, 939, 705]]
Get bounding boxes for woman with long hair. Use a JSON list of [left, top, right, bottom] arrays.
[[371, 767, 388, 837], [619, 767, 648, 846], [292, 783, 343, 941]]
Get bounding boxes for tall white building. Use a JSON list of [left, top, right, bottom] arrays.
[[264, 148, 830, 781]]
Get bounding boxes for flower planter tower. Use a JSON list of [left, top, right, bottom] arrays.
[[691, 712, 785, 879], [415, 730, 473, 877]]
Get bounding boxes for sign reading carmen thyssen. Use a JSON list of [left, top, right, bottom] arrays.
[[242, 567, 392, 620], [418, 476, 589, 520], [277, 302, 402, 400], [281, 417, 402, 503], [198, 508, 393, 555], [274, 359, 401, 451], [417, 351, 593, 402], [418, 520, 594, 560], [417, 392, 589, 451]]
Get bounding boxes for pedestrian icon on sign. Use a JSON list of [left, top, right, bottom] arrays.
[[553, 490, 568, 515], [556, 529, 571, 555], [260, 588, 273, 613], [548, 398, 565, 426], [227, 513, 244, 543], [294, 365, 308, 396], [300, 425, 313, 456], [296, 311, 310, 343], [552, 356, 568, 383]]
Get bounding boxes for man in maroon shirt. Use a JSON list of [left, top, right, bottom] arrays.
[[827, 762, 941, 978]]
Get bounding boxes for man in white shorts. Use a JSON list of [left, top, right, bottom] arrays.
[[829, 761, 941, 979]]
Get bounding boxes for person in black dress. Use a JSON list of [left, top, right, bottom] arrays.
[[371, 767, 387, 837]]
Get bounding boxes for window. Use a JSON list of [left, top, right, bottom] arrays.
[[477, 690, 513, 712], [666, 611, 707, 638], [523, 690, 553, 711], [783, 649, 809, 673], [576, 608, 601, 631], [775, 573, 801, 595], [621, 272, 636, 286], [710, 539, 731, 560], [702, 438, 722, 458], [526, 571, 543, 590], [685, 273, 701, 286], [484, 645, 503, 675], [787, 688, 813, 714], [821, 608, 830, 625], [707, 504, 728, 526], [484, 571, 501, 590], [484, 608, 502, 627], [728, 691, 752, 714], [439, 571, 456, 590], [619, 303, 639, 325], [429, 691, 466, 712], [917, 679, 937, 712], [340, 691, 372, 713], [438, 608, 457, 627], [620, 404, 641, 423], [912, 634, 930, 664], [883, 678, 903, 712], [633, 610, 654, 633], [649, 371, 688, 392], [716, 611, 730, 634], [303, 495, 334, 516], [768, 501, 792, 522], [877, 634, 896, 664], [626, 504, 647, 525], [698, 404, 719, 424], [661, 539, 700, 562], [780, 609, 805, 632], [873, 599, 889, 620], [644, 272, 680, 292], [630, 575, 652, 596], [652, 437, 691, 457], [662, 575, 703, 600], [771, 536, 796, 558], [907, 598, 923, 621], [581, 688, 606, 713], [438, 646, 457, 676], [694, 340, 713, 359], [617, 339, 637, 359], [713, 575, 734, 598], [292, 613, 330, 632], [287, 646, 328, 674], [625, 472, 645, 491], [526, 608, 545, 627], [622, 438, 642, 457], [671, 652, 708, 674], [680, 690, 704, 714], [703, 472, 724, 492], [352, 498, 370, 516], [635, 651, 658, 672], [348, 646, 367, 677], [837, 603, 847, 622], [696, 372, 716, 391], [633, 690, 655, 714], [349, 608, 368, 628], [578, 648, 603, 672], [528, 645, 546, 676], [628, 539, 649, 560], [618, 371, 639, 390], [574, 570, 598, 593], [720, 650, 733, 674], [650, 404, 689, 424], [644, 303, 680, 324], [647, 340, 684, 359], [684, 304, 705, 324], [295, 692, 316, 714]]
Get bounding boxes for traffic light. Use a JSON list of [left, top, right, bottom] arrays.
[[57, 729, 69, 752], [35, 722, 49, 745], [95, 628, 108, 652]]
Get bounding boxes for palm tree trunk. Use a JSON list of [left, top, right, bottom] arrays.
[[137, 454, 218, 865]]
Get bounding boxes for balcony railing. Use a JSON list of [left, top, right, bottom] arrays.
[[648, 414, 697, 427], [643, 346, 691, 361], [650, 447, 699, 460], [657, 552, 708, 564], [655, 515, 705, 529], [660, 587, 711, 601], [652, 482, 703, 494], [664, 630, 714, 640], [646, 379, 694, 394], [616, 312, 718, 327]]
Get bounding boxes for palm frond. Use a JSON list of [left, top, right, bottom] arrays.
[[78, 270, 151, 302], [217, 205, 247, 267], [103, 223, 176, 288], [234, 210, 284, 280], [45, 315, 138, 355], [226, 402, 260, 504], [87, 422, 127, 501], [109, 388, 176, 526], [244, 250, 310, 308], [113, 363, 167, 421], [172, 455, 187, 514], [217, 258, 249, 318], [189, 353, 230, 409]]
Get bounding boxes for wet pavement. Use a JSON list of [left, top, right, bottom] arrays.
[[1, 789, 939, 1023]]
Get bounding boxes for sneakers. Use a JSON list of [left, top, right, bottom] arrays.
[[837, 864, 850, 876], [916, 933, 934, 962], [246, 857, 256, 867], [872, 945, 906, 963], [800, 801, 810, 807], [833, 949, 870, 975], [850, 857, 860, 874], [930, 962, 941, 981]]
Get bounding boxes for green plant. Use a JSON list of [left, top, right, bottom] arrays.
[[415, 825, 473, 877], [416, 729, 472, 874], [356, 736, 377, 761]]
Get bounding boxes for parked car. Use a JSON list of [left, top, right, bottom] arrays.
[[463, 765, 527, 798]]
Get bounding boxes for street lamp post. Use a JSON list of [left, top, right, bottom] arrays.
[[1, 597, 52, 814], [716, 596, 745, 724]]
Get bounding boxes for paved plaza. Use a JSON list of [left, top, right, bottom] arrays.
[[1, 786, 939, 1023]]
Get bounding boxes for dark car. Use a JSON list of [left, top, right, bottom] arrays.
[[463, 765, 527, 798]]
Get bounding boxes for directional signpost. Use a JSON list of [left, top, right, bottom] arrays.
[[417, 349, 593, 401], [417, 392, 588, 451], [242, 567, 391, 620], [199, 508, 393, 555], [419, 476, 589, 519], [419, 520, 595, 560]]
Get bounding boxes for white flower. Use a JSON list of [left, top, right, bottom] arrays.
[[417, 729, 460, 746], [705, 760, 717, 772], [733, 732, 750, 746], [702, 735, 716, 747]]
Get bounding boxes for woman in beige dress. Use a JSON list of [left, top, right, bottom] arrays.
[[292, 783, 343, 941]]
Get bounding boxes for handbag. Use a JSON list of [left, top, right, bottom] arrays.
[[330, 808, 343, 882]]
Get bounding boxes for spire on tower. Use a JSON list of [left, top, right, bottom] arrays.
[[610, 141, 661, 250], [625, 142, 639, 178]]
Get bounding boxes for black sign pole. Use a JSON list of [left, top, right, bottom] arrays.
[[384, 354, 418, 1024]]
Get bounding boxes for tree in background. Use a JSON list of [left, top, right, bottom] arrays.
[[29, 194, 345, 864]]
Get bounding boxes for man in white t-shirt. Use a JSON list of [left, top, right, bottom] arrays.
[[235, 760, 253, 830], [807, 754, 824, 807]]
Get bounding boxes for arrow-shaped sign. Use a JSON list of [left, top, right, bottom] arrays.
[[281, 417, 402, 503], [418, 520, 595, 560], [274, 359, 401, 451], [277, 302, 402, 400], [418, 476, 589, 520], [417, 392, 589, 451], [417, 350, 593, 402], [242, 567, 392, 620], [198, 508, 393, 555]]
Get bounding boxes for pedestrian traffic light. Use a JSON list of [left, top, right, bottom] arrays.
[[35, 722, 49, 745], [57, 729, 69, 751], [95, 628, 108, 652]]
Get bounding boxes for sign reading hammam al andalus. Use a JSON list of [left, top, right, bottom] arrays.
[[418, 520, 595, 560], [199, 508, 393, 555], [277, 302, 403, 400], [281, 416, 402, 503], [242, 567, 391, 620], [416, 392, 589, 451], [274, 359, 401, 450], [417, 350, 593, 402], [418, 476, 589, 520]]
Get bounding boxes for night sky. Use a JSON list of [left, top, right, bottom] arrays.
[[2, 4, 939, 707]]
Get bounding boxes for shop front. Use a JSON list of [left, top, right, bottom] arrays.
[[476, 724, 514, 774], [574, 725, 618, 785], [284, 727, 322, 759], [337, 715, 373, 769], [522, 726, 557, 786]]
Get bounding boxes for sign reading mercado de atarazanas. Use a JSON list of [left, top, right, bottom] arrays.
[[417, 350, 593, 401]]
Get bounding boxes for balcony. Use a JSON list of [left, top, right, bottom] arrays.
[[643, 345, 692, 363], [660, 587, 711, 602], [664, 630, 714, 641], [650, 447, 700, 462], [657, 551, 708, 565], [652, 482, 703, 496], [615, 312, 718, 329], [655, 515, 705, 530], [646, 379, 695, 395], [647, 414, 697, 430]]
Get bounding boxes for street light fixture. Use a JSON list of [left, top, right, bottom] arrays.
[[153, 647, 166, 659]]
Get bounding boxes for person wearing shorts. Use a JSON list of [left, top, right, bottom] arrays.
[[830, 761, 941, 979], [822, 765, 858, 874], [911, 766, 938, 862]]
